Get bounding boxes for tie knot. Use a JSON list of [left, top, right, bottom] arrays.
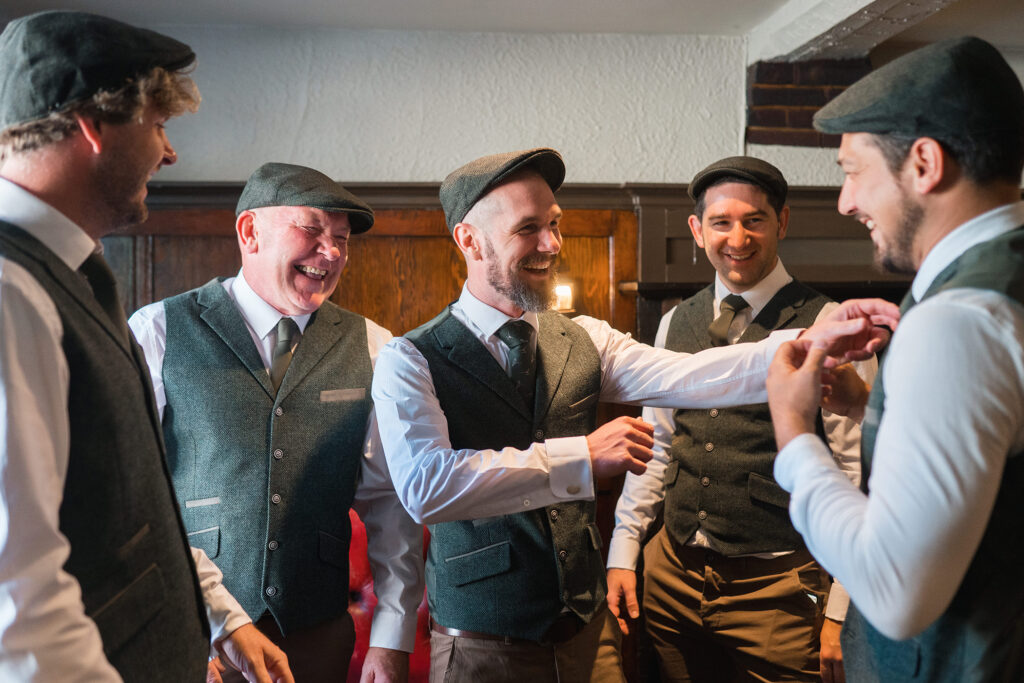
[[719, 294, 749, 315], [497, 319, 533, 349], [276, 317, 299, 345]]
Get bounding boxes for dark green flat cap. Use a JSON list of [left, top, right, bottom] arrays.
[[236, 162, 374, 233], [814, 36, 1024, 139], [688, 156, 787, 203], [440, 147, 565, 231], [0, 10, 195, 130]]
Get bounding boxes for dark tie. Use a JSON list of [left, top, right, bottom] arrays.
[[707, 294, 749, 346], [79, 252, 129, 345], [497, 319, 536, 409], [270, 317, 301, 392]]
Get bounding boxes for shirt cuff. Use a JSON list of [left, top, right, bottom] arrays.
[[825, 581, 850, 621], [206, 584, 252, 644], [606, 535, 642, 571], [546, 435, 594, 499], [368, 607, 419, 653], [773, 432, 837, 493]]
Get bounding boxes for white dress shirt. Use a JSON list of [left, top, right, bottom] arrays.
[[130, 273, 425, 652], [775, 201, 1024, 640], [371, 284, 800, 525], [0, 177, 241, 681], [607, 260, 870, 620]]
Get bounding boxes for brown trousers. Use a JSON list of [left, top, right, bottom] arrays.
[[429, 607, 626, 683], [642, 527, 829, 683], [221, 612, 355, 683]]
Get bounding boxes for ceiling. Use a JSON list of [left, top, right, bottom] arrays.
[[1, 0, 1021, 58]]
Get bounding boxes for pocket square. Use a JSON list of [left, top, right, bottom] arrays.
[[320, 388, 367, 402]]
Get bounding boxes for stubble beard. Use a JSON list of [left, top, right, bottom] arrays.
[[484, 237, 559, 313], [876, 190, 923, 276]]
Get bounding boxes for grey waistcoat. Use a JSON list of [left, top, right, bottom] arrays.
[[662, 281, 829, 555], [408, 308, 605, 641], [0, 224, 208, 681], [846, 226, 1024, 682], [162, 279, 372, 634]]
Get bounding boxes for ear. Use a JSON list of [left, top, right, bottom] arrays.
[[776, 205, 790, 240], [905, 137, 945, 195], [73, 114, 103, 154], [687, 214, 705, 248], [452, 222, 484, 261], [236, 211, 259, 254]]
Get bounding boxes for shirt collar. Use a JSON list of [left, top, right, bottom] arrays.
[[458, 283, 540, 340], [913, 201, 1024, 300], [0, 176, 98, 270], [713, 258, 793, 319], [232, 270, 313, 340]]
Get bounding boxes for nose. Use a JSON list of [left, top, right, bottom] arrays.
[[317, 232, 343, 261], [537, 227, 561, 254], [725, 222, 749, 249], [837, 178, 856, 216], [161, 131, 177, 167]]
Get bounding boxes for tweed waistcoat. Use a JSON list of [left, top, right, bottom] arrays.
[[0, 224, 208, 680], [847, 225, 1024, 682], [408, 308, 605, 641], [662, 281, 829, 555], [163, 279, 372, 634]]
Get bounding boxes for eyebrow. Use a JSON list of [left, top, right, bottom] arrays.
[[705, 209, 769, 221]]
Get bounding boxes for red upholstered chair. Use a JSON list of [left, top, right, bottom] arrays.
[[346, 510, 432, 682]]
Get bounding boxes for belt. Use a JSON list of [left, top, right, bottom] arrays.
[[430, 613, 584, 645]]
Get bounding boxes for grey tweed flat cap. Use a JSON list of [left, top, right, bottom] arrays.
[[688, 156, 788, 204], [236, 162, 374, 233], [439, 148, 565, 231], [814, 36, 1024, 139], [0, 10, 195, 130]]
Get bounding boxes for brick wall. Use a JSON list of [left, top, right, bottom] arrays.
[[746, 59, 871, 147]]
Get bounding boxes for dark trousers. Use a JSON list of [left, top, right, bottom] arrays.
[[221, 612, 356, 683]]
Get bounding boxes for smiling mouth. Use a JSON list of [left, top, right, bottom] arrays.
[[296, 265, 328, 280], [724, 253, 753, 262], [864, 218, 876, 231]]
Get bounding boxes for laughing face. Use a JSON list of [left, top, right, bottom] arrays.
[[837, 133, 923, 275], [95, 102, 178, 231], [471, 171, 562, 315], [689, 181, 788, 293], [238, 205, 351, 315]]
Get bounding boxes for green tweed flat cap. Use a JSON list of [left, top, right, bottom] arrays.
[[688, 156, 788, 204], [0, 10, 195, 130], [439, 147, 566, 231], [814, 36, 1024, 139], [236, 162, 374, 233]]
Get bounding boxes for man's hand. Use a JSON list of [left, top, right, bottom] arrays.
[[207, 656, 227, 683], [767, 339, 829, 450], [586, 416, 654, 478], [820, 618, 846, 683], [359, 646, 409, 683], [606, 568, 640, 635], [802, 298, 899, 365], [215, 623, 293, 683], [821, 363, 870, 422]]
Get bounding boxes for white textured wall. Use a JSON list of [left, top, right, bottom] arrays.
[[156, 26, 747, 184]]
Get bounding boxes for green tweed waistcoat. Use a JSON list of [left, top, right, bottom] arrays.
[[0, 224, 209, 680], [663, 281, 829, 555], [163, 279, 371, 634], [408, 308, 605, 641], [846, 225, 1024, 682]]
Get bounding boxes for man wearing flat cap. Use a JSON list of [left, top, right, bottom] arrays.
[[606, 156, 872, 683], [371, 148, 897, 681], [130, 162, 424, 683], [767, 36, 1024, 682], [0, 10, 289, 682]]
